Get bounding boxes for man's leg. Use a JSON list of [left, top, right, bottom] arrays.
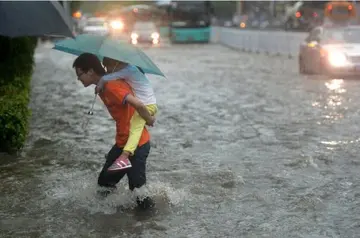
[[126, 142, 154, 209], [98, 144, 128, 196]]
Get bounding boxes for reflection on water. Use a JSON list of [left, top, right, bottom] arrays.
[[312, 79, 347, 124], [321, 138, 360, 146], [3, 42, 360, 238], [326, 95, 342, 107], [324, 79, 345, 92], [324, 79, 345, 109], [316, 79, 360, 151], [324, 79, 346, 122]]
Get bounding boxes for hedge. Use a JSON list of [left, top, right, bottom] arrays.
[[0, 36, 37, 153]]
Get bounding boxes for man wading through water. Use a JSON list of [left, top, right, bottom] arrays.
[[97, 57, 158, 172], [73, 53, 155, 209]]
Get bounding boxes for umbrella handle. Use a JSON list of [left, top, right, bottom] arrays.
[[82, 94, 97, 130], [87, 94, 97, 115]]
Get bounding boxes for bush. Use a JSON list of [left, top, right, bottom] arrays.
[[0, 36, 36, 153]]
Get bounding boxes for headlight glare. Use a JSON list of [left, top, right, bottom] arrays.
[[110, 21, 124, 30], [151, 32, 159, 39], [328, 51, 347, 67], [131, 33, 138, 39]]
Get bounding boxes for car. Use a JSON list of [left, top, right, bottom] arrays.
[[82, 17, 109, 36], [130, 21, 160, 45], [299, 25, 360, 76]]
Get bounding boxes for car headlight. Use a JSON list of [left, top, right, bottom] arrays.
[[328, 51, 348, 67], [110, 21, 124, 30], [131, 33, 138, 39], [151, 32, 159, 39]]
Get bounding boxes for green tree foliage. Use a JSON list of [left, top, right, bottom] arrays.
[[0, 36, 37, 153]]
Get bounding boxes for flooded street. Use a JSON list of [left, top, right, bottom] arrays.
[[1, 41, 360, 238]]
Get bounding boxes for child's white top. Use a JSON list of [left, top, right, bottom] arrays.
[[99, 65, 156, 105]]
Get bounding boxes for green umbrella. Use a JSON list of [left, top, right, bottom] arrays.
[[53, 34, 165, 77]]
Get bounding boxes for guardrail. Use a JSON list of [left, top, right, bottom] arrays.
[[211, 27, 307, 58]]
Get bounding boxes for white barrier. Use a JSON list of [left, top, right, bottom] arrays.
[[211, 27, 307, 58]]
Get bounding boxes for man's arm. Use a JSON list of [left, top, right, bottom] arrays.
[[125, 95, 155, 126]]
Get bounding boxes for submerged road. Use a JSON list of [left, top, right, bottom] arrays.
[[1, 41, 360, 238]]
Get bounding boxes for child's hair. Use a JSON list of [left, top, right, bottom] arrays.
[[102, 57, 126, 69], [102, 57, 145, 75]]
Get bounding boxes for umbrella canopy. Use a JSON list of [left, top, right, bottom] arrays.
[[53, 34, 165, 77], [0, 1, 74, 38]]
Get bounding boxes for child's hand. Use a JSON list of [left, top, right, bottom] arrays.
[[146, 116, 156, 127]]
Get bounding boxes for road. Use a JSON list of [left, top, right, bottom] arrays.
[[1, 40, 360, 238]]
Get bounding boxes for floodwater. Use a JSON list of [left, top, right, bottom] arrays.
[[1, 41, 360, 238]]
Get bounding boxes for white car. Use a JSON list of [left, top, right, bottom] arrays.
[[82, 17, 109, 36], [299, 25, 360, 76], [130, 21, 160, 45]]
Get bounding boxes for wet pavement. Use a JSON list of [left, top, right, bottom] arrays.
[[1, 41, 360, 238]]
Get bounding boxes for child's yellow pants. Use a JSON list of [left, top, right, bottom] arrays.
[[124, 104, 158, 155]]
